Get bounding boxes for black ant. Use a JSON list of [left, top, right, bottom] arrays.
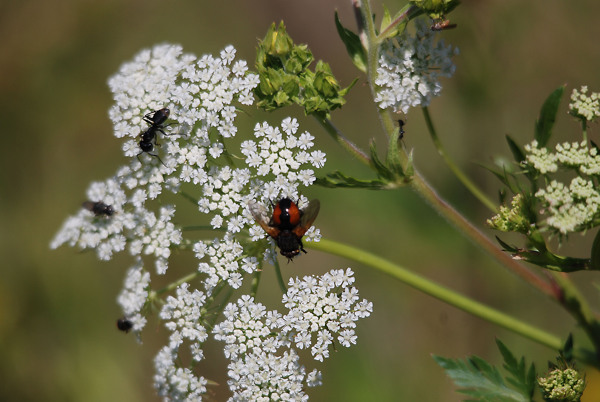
[[398, 119, 405, 140], [137, 108, 172, 166], [82, 201, 114, 217]]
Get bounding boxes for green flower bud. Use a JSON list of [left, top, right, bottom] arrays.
[[538, 367, 586, 402], [410, 0, 460, 19]]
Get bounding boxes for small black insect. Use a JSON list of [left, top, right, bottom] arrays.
[[137, 108, 171, 166], [82, 201, 114, 217], [398, 119, 405, 140], [116, 317, 133, 333]]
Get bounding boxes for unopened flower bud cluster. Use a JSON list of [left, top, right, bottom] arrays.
[[569, 86, 600, 122], [538, 367, 585, 402]]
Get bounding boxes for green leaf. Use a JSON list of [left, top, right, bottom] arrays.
[[433, 355, 530, 401], [495, 236, 518, 253], [315, 171, 387, 189], [479, 163, 519, 195], [496, 339, 536, 398], [561, 334, 574, 363], [334, 11, 367, 73], [370, 141, 393, 180], [386, 122, 404, 175], [505, 135, 525, 164], [534, 86, 565, 147], [590, 229, 600, 270], [380, 5, 392, 34]]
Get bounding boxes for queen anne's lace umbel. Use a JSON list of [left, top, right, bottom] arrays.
[[51, 43, 372, 401], [375, 19, 458, 113]]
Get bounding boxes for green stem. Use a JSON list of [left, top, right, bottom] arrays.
[[250, 269, 262, 298], [315, 116, 371, 166], [308, 238, 563, 351], [180, 191, 199, 206], [422, 107, 497, 212], [582, 120, 588, 143], [410, 171, 555, 297], [273, 255, 287, 293], [153, 271, 200, 296]]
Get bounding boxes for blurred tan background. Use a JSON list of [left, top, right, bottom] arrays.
[[2, 0, 600, 400]]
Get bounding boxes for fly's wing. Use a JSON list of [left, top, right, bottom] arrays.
[[82, 201, 96, 212], [249, 200, 280, 238], [293, 199, 320, 238]]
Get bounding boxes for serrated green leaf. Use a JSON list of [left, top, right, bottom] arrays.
[[434, 355, 529, 402], [505, 135, 525, 164], [334, 12, 367, 73], [496, 339, 536, 398], [534, 86, 565, 147], [315, 171, 387, 189]]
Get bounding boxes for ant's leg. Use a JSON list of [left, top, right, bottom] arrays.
[[149, 153, 167, 167]]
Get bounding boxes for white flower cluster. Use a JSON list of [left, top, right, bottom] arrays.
[[536, 178, 600, 234], [569, 86, 600, 122], [195, 233, 258, 291], [524, 140, 558, 174], [281, 268, 373, 361], [213, 295, 316, 402], [523, 140, 600, 234], [50, 179, 134, 260], [154, 345, 208, 402], [160, 283, 209, 351], [525, 140, 600, 176], [375, 19, 458, 113], [52, 43, 359, 401], [213, 268, 371, 401]]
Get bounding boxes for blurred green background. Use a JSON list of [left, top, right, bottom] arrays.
[[2, 0, 600, 400]]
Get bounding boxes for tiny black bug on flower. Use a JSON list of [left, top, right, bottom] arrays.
[[249, 197, 320, 261], [82, 201, 114, 217], [116, 317, 133, 333], [137, 108, 172, 166]]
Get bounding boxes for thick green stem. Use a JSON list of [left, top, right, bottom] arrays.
[[422, 107, 498, 212], [410, 171, 555, 297], [307, 238, 564, 351]]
